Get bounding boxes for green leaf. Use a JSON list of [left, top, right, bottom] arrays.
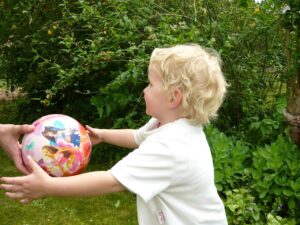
[[288, 199, 296, 209], [239, 0, 248, 7], [259, 191, 267, 199], [290, 177, 300, 192], [273, 187, 281, 196], [282, 189, 293, 197], [216, 183, 223, 192]]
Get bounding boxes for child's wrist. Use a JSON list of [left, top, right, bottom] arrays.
[[100, 129, 107, 143], [0, 124, 3, 134]]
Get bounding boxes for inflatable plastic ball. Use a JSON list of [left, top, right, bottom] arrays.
[[21, 114, 92, 177]]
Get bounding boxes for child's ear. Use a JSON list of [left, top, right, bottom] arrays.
[[169, 88, 182, 108]]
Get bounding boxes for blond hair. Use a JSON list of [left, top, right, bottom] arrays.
[[149, 44, 228, 125]]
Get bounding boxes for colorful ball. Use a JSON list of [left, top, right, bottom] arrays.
[[21, 114, 92, 177]]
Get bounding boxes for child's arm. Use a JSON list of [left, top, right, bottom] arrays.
[[0, 156, 125, 204], [86, 126, 138, 149]]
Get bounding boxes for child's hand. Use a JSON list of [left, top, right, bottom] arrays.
[[0, 156, 51, 204], [86, 125, 105, 146]]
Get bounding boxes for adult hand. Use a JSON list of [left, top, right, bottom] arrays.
[[0, 156, 51, 204], [0, 124, 35, 174]]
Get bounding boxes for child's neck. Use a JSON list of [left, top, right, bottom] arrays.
[[156, 105, 185, 127]]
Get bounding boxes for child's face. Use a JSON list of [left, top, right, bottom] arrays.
[[143, 67, 170, 121]]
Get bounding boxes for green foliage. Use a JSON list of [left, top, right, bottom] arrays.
[[225, 187, 296, 225], [245, 97, 287, 145], [0, 0, 290, 133], [266, 213, 296, 225], [251, 135, 300, 217], [206, 125, 251, 192], [0, 97, 37, 124], [225, 188, 262, 225], [208, 126, 300, 223], [211, 0, 286, 131]]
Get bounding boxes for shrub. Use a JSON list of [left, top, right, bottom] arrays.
[[225, 188, 262, 225], [251, 135, 300, 218], [205, 125, 251, 192]]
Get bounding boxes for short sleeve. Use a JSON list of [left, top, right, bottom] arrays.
[[109, 137, 175, 202], [133, 118, 158, 145]]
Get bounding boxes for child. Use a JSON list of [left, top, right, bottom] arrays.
[[0, 44, 228, 225]]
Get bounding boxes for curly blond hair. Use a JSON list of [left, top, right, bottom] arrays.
[[149, 44, 228, 125]]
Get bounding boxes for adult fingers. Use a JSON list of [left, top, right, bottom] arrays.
[[14, 157, 30, 175], [14, 124, 35, 135], [26, 156, 42, 172]]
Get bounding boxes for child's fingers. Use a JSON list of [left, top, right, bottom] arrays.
[[5, 191, 26, 200], [85, 125, 94, 133], [86, 126, 98, 139], [0, 183, 23, 193], [1, 176, 26, 185]]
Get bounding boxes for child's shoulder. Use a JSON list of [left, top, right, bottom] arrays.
[[147, 119, 204, 144]]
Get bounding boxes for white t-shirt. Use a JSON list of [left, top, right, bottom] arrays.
[[110, 118, 227, 225]]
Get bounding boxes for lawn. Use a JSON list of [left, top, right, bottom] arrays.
[[0, 150, 138, 225]]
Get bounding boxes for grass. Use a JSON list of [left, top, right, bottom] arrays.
[[0, 150, 138, 225]]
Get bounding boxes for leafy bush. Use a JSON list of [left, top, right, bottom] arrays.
[[207, 126, 300, 223], [225, 187, 296, 225], [266, 213, 296, 225], [205, 125, 251, 192], [225, 188, 262, 225], [225, 188, 297, 225], [251, 135, 300, 218], [0, 0, 289, 135], [245, 97, 288, 145]]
